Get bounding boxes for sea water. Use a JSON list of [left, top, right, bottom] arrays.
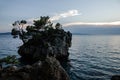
[[0, 34, 120, 80]]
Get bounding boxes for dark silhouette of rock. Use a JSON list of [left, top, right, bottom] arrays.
[[0, 57, 70, 80], [18, 29, 72, 62], [111, 75, 120, 80], [0, 16, 72, 80], [11, 16, 72, 62]]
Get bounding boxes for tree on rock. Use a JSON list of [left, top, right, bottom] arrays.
[[11, 20, 27, 43], [11, 16, 72, 62]]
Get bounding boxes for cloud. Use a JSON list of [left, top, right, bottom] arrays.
[[27, 10, 81, 25], [63, 21, 120, 27], [50, 10, 81, 21]]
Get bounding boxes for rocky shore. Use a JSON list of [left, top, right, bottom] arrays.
[[0, 57, 70, 80]]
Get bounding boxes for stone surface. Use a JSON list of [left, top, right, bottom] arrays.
[[111, 75, 120, 80], [18, 29, 72, 62], [0, 57, 70, 80]]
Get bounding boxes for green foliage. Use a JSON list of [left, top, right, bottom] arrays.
[[55, 23, 62, 29], [11, 16, 63, 43], [20, 20, 27, 24], [26, 26, 35, 32], [33, 16, 50, 29], [12, 21, 20, 26], [0, 55, 20, 64], [11, 28, 19, 38]]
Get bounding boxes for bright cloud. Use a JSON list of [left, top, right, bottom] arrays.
[[63, 21, 120, 27], [50, 10, 81, 21], [27, 10, 81, 25]]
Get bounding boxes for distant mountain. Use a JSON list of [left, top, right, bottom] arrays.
[[72, 33, 90, 35], [64, 25, 120, 35], [0, 32, 11, 35]]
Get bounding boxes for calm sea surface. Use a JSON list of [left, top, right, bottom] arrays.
[[0, 34, 120, 80]]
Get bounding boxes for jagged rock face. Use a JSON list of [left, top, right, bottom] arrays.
[[18, 29, 72, 62], [0, 57, 70, 80]]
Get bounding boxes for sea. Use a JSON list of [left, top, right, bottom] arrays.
[[0, 34, 120, 80]]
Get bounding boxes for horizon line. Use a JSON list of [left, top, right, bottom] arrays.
[[63, 21, 120, 27]]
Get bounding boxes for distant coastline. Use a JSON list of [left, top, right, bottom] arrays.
[[0, 32, 120, 35], [0, 32, 11, 35]]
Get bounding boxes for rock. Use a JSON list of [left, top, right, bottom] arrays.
[[111, 75, 120, 80], [0, 57, 70, 80], [5, 16, 71, 80], [18, 29, 72, 62], [10, 29, 72, 80]]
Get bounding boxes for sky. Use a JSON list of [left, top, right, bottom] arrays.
[[0, 0, 120, 33]]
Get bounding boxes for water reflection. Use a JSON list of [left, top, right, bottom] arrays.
[[68, 35, 120, 80]]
